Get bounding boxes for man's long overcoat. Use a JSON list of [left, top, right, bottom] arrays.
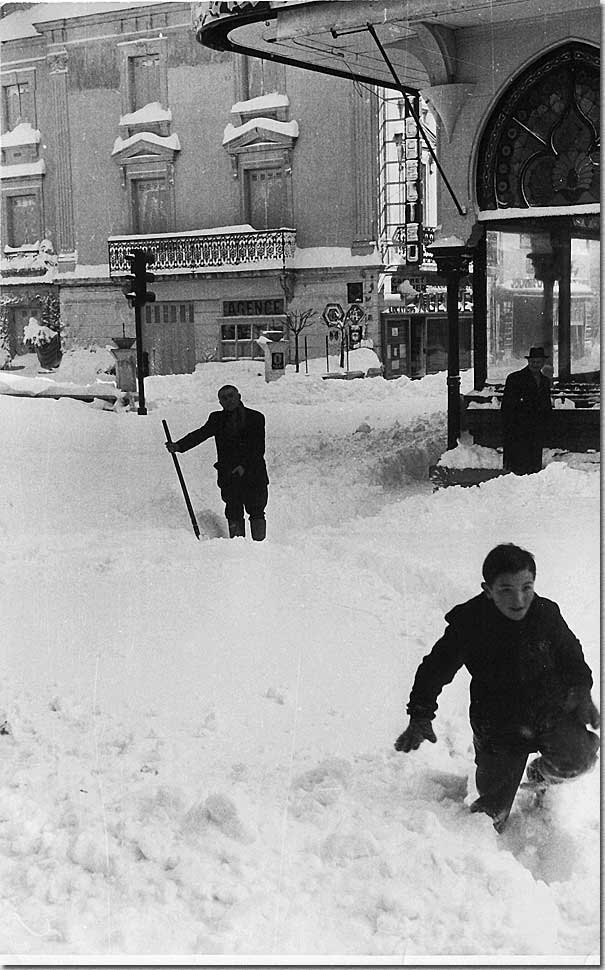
[[176, 406, 269, 488], [501, 365, 552, 474]]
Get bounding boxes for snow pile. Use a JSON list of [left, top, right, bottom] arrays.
[[0, 360, 599, 962], [438, 438, 502, 468]]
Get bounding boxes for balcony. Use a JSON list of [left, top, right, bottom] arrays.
[[107, 226, 296, 276]]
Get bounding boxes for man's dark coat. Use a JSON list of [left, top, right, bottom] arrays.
[[175, 405, 269, 488], [501, 365, 552, 474], [407, 593, 593, 744]]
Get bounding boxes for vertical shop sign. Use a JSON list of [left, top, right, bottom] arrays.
[[403, 94, 423, 266]]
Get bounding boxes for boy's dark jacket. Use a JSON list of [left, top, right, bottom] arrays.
[[407, 593, 592, 742], [175, 406, 269, 488]]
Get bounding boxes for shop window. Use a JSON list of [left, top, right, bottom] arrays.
[[220, 322, 273, 360], [6, 193, 40, 247], [485, 227, 600, 377], [347, 282, 364, 303], [132, 177, 168, 234]]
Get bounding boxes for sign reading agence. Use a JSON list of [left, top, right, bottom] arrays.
[[223, 299, 285, 317]]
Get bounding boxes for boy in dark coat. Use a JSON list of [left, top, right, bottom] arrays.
[[166, 385, 269, 540], [395, 544, 599, 831], [501, 346, 553, 475]]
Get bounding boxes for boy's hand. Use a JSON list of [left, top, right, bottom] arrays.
[[394, 717, 437, 752], [165, 441, 179, 454]]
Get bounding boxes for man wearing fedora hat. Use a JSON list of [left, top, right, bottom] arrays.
[[501, 347, 553, 475]]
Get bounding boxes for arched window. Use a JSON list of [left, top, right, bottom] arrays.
[[477, 43, 599, 211]]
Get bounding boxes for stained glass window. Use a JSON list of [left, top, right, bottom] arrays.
[[477, 43, 599, 210]]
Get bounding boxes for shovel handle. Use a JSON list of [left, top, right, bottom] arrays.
[[163, 419, 200, 540]]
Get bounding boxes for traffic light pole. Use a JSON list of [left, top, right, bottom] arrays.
[[120, 248, 155, 414], [134, 303, 147, 415]]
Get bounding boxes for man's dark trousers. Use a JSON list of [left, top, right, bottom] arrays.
[[221, 479, 268, 539], [471, 714, 599, 828]]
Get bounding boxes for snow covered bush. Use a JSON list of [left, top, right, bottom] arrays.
[[23, 317, 57, 347]]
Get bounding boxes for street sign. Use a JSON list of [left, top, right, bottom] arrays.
[[322, 303, 345, 326], [345, 303, 365, 325]]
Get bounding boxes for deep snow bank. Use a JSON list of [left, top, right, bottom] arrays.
[[0, 361, 599, 962]]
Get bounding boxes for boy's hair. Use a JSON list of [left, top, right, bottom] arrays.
[[482, 543, 536, 586]]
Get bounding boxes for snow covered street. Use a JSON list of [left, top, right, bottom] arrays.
[[0, 353, 600, 962]]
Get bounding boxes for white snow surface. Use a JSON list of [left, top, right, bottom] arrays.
[[0, 353, 599, 964]]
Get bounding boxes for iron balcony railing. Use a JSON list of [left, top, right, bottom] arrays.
[[107, 227, 296, 276]]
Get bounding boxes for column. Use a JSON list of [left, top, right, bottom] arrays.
[[47, 50, 75, 263], [433, 250, 472, 450], [472, 231, 488, 390], [553, 226, 571, 380], [351, 86, 377, 255]]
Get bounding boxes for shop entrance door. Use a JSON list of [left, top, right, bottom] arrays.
[[409, 316, 426, 378]]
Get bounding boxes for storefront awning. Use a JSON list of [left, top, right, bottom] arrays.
[[194, 0, 582, 90]]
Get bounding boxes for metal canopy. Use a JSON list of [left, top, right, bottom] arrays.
[[194, 0, 581, 90]]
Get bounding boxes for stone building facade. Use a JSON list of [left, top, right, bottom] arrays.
[[195, 0, 600, 386], [0, 1, 384, 374]]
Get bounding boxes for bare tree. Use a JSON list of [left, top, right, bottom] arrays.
[[284, 308, 317, 373]]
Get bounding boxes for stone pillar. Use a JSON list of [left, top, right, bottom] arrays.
[[47, 51, 76, 266], [351, 86, 377, 255]]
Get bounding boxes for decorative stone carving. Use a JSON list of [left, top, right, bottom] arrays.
[[47, 50, 68, 74]]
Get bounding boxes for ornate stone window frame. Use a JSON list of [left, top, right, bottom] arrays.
[[224, 117, 297, 226], [112, 138, 178, 234], [237, 148, 293, 228]]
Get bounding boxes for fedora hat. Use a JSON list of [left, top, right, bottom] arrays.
[[525, 346, 549, 359]]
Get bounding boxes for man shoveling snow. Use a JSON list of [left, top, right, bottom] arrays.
[[395, 543, 600, 832]]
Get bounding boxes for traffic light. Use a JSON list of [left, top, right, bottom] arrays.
[[123, 249, 156, 308]]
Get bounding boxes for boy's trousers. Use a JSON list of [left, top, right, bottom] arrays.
[[470, 713, 599, 829]]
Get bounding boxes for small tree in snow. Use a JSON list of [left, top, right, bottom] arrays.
[[285, 308, 317, 373], [0, 311, 11, 369]]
